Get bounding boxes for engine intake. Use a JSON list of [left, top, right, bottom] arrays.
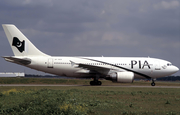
[[107, 72, 134, 83]]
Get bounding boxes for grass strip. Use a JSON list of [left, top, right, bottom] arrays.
[[0, 86, 180, 115]]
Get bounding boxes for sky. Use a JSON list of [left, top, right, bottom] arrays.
[[0, 0, 180, 76]]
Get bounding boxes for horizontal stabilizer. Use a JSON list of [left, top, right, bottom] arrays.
[[3, 56, 31, 65]]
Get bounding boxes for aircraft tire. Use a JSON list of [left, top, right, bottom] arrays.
[[151, 82, 155, 86], [90, 81, 102, 86], [90, 81, 94, 85], [98, 81, 102, 85]]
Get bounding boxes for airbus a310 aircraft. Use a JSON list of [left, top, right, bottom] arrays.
[[2, 24, 179, 86]]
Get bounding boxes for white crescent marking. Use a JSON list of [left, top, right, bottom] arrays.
[[17, 42, 22, 47]]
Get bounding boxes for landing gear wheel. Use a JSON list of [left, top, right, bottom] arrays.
[[98, 81, 102, 85], [151, 82, 155, 86], [90, 81, 102, 86], [151, 78, 156, 86], [90, 81, 94, 85], [90, 75, 102, 86]]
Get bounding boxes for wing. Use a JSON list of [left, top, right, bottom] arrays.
[[3, 56, 31, 65], [70, 60, 110, 75]]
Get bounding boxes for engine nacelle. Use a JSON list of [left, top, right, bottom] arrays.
[[107, 72, 134, 83]]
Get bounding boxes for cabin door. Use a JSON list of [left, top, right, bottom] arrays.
[[47, 58, 53, 68], [154, 60, 161, 70]]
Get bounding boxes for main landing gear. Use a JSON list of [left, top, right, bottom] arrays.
[[151, 79, 156, 86], [90, 81, 102, 85], [90, 75, 102, 86]]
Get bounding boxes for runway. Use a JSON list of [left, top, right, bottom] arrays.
[[0, 84, 180, 88]]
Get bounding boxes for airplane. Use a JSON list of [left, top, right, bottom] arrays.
[[2, 24, 179, 86]]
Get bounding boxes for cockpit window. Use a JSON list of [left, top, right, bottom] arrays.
[[167, 63, 172, 66]]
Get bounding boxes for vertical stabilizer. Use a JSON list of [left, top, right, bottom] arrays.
[[2, 24, 48, 56]]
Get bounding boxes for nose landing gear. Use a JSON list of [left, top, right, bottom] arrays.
[[151, 79, 156, 86]]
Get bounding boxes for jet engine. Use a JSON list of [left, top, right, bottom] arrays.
[[106, 72, 134, 83]]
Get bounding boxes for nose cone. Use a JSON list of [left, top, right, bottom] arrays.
[[171, 66, 179, 74], [174, 66, 179, 72]]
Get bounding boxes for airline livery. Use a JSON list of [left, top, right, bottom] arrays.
[[2, 24, 179, 86]]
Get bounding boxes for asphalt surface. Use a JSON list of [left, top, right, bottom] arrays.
[[0, 84, 180, 88]]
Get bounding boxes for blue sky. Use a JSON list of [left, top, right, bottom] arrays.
[[0, 0, 179, 75]]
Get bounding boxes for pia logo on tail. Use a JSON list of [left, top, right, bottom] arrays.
[[12, 37, 25, 53]]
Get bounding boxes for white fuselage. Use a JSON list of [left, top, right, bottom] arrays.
[[25, 56, 178, 79]]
